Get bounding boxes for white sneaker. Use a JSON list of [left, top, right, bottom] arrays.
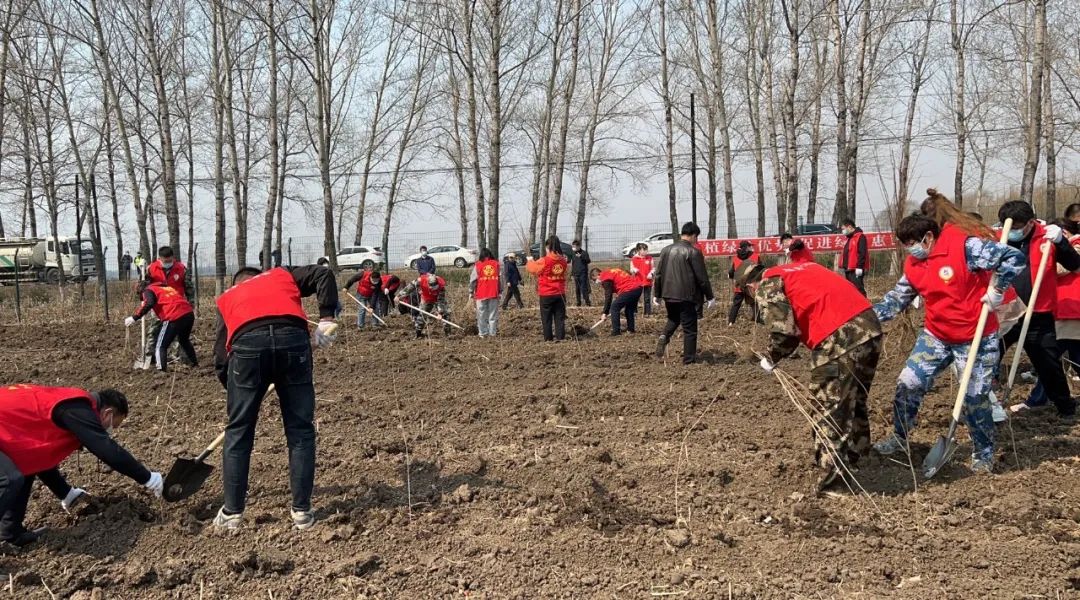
[[290, 509, 315, 530], [873, 435, 906, 455], [212, 507, 242, 530], [990, 391, 1007, 423]]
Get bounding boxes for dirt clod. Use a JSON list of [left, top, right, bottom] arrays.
[[665, 529, 691, 549]]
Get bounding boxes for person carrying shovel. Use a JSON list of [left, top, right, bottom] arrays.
[[125, 281, 198, 372], [0, 385, 163, 548], [398, 274, 453, 338], [343, 269, 384, 329], [735, 260, 882, 494], [872, 210, 1026, 474], [211, 264, 339, 531]]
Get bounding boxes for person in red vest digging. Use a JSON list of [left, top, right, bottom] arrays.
[[593, 267, 644, 336], [0, 384, 163, 548], [377, 273, 402, 316], [780, 233, 814, 264], [141, 245, 195, 368], [470, 248, 501, 337], [125, 281, 198, 371], [840, 219, 869, 296], [735, 260, 883, 494], [211, 264, 338, 531], [727, 241, 760, 326], [397, 273, 453, 338], [630, 243, 655, 316], [343, 269, 384, 329]]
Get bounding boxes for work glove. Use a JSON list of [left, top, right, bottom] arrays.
[[912, 296, 922, 309], [124, 316, 137, 327], [144, 472, 163, 498], [652, 298, 661, 307], [705, 299, 716, 310], [855, 269, 864, 277], [1044, 224, 1064, 244], [383, 288, 390, 296], [314, 320, 338, 348], [759, 357, 775, 373], [981, 288, 1005, 309], [61, 488, 87, 512], [647, 272, 654, 280]]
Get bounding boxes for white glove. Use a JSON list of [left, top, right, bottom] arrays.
[[912, 296, 922, 309], [705, 299, 716, 310], [314, 320, 338, 348], [981, 288, 1005, 309], [61, 488, 87, 512], [629, 266, 638, 274], [759, 357, 775, 373], [647, 272, 654, 280], [383, 288, 389, 295], [652, 298, 661, 307], [855, 269, 864, 277], [144, 472, 163, 498], [124, 316, 137, 327], [1044, 224, 1063, 243]]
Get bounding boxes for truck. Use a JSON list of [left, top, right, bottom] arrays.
[[0, 236, 97, 284]]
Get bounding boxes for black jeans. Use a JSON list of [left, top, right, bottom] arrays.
[[662, 300, 699, 364], [610, 287, 642, 335], [502, 284, 524, 309], [1061, 339, 1080, 376], [539, 295, 566, 341], [728, 290, 751, 325], [373, 292, 390, 317], [0, 451, 33, 542], [573, 273, 591, 306], [1003, 311, 1076, 415], [845, 270, 867, 296], [641, 286, 653, 315], [224, 324, 316, 513], [154, 312, 197, 371]]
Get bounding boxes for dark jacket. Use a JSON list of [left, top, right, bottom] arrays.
[[120, 254, 132, 269], [841, 228, 868, 271], [654, 239, 714, 303], [570, 249, 591, 275], [503, 259, 522, 286], [416, 255, 436, 275]]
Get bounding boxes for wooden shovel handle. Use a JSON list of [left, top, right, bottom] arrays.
[[196, 384, 276, 462], [950, 218, 1012, 421], [1005, 239, 1054, 389]]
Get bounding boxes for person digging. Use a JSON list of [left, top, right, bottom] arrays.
[[0, 385, 163, 548], [397, 274, 454, 338], [211, 264, 339, 531], [735, 260, 883, 494], [593, 267, 643, 336], [125, 281, 198, 372]]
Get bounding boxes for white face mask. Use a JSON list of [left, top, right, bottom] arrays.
[[102, 411, 115, 436], [420, 251, 428, 257]]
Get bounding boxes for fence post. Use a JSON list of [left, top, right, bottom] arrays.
[[14, 248, 21, 323], [288, 238, 293, 266], [585, 226, 589, 252], [193, 244, 200, 313], [102, 247, 110, 321]]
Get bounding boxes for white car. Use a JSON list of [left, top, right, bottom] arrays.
[[404, 245, 477, 269], [622, 232, 676, 257], [326, 246, 383, 270]]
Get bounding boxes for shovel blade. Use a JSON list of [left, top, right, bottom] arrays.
[[162, 457, 215, 502], [922, 435, 958, 479]]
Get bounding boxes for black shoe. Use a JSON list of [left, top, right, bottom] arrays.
[[415, 331, 424, 339], [1, 527, 45, 548], [611, 332, 622, 337], [655, 335, 668, 358]]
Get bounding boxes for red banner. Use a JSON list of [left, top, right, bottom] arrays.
[[697, 232, 896, 257]]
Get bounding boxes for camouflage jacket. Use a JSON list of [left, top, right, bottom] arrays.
[[396, 280, 447, 305], [754, 276, 882, 369], [874, 236, 1026, 323]]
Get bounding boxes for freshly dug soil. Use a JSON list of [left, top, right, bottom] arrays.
[[1, 279, 1078, 599]]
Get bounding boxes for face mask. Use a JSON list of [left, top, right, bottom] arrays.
[[844, 229, 854, 236], [905, 235, 932, 260], [783, 247, 791, 256], [161, 261, 174, 269], [420, 251, 428, 257], [102, 411, 115, 436], [1007, 229, 1025, 243]]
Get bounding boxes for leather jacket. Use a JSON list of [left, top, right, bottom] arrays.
[[654, 239, 714, 303]]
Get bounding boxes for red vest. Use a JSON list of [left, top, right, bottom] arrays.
[[146, 283, 193, 321], [356, 271, 378, 298], [762, 262, 870, 349], [0, 384, 96, 475], [474, 260, 500, 300], [419, 275, 446, 304], [842, 231, 869, 270], [732, 252, 759, 292], [537, 254, 568, 297], [599, 268, 642, 295], [1056, 237, 1080, 320], [904, 224, 997, 344], [789, 244, 814, 264], [216, 268, 308, 350], [383, 275, 401, 294], [147, 260, 187, 291], [631, 255, 654, 287], [1025, 221, 1058, 314]]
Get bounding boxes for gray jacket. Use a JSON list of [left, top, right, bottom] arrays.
[[653, 239, 714, 303]]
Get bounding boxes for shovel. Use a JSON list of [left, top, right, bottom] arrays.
[[399, 300, 463, 330], [923, 219, 1014, 479], [998, 239, 1054, 406], [346, 292, 387, 326], [163, 384, 276, 502]]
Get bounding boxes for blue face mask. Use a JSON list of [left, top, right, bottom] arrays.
[[905, 235, 931, 260], [1007, 229, 1025, 243]]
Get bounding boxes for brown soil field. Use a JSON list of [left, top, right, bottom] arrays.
[[1, 274, 1078, 599]]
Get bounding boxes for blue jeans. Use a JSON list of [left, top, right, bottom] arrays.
[[610, 288, 642, 334], [223, 324, 316, 513], [356, 295, 373, 328], [893, 329, 999, 461]]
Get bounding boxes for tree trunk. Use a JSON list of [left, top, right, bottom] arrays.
[[218, 8, 246, 267], [1043, 67, 1055, 217], [831, 0, 849, 222], [461, 0, 487, 250], [950, 0, 966, 206], [311, 0, 337, 268], [744, 5, 765, 237], [487, 0, 504, 254], [104, 96, 124, 274], [262, 0, 279, 269], [547, 0, 581, 238], [533, 0, 564, 245], [211, 0, 227, 288], [141, 0, 181, 254], [898, 7, 933, 210], [659, 0, 677, 235], [1019, 0, 1046, 205]]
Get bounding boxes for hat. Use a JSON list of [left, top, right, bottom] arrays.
[[733, 261, 765, 288]]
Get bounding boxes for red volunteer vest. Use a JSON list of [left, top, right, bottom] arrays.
[[383, 275, 401, 294], [419, 276, 446, 304], [842, 231, 869, 270], [761, 262, 870, 349], [474, 260, 500, 300], [356, 271, 378, 298], [789, 244, 814, 264], [732, 252, 759, 292], [0, 384, 96, 475], [904, 224, 998, 344], [537, 254, 568, 297], [1026, 222, 1058, 314], [216, 268, 308, 350], [147, 260, 187, 292], [599, 268, 642, 295], [1055, 237, 1080, 320], [631, 255, 654, 287], [147, 283, 193, 321]]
